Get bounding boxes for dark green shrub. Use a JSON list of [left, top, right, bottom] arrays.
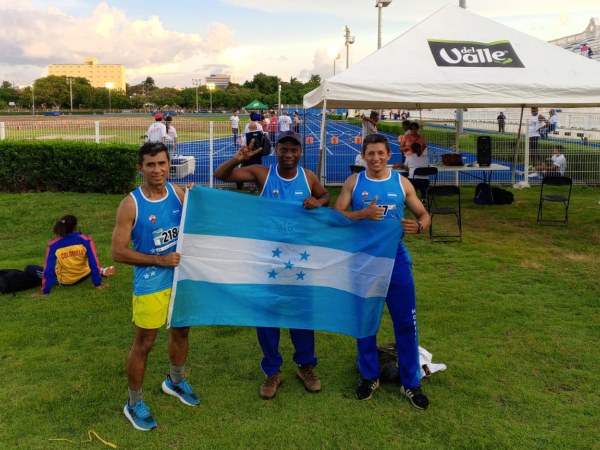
[[326, 114, 343, 120], [0, 140, 138, 193]]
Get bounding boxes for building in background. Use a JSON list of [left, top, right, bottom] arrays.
[[48, 58, 126, 91], [205, 74, 235, 90], [549, 18, 600, 61]]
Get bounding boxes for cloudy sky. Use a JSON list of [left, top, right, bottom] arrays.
[[0, 0, 598, 88]]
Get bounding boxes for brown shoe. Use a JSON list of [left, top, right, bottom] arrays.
[[296, 364, 322, 393], [259, 372, 282, 400]]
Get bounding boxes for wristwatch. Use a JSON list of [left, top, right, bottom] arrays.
[[416, 222, 423, 234]]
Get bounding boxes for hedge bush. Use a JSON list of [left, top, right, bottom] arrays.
[[0, 110, 105, 116], [326, 114, 343, 120], [0, 140, 138, 194]]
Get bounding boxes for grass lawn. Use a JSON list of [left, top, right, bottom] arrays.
[[0, 186, 599, 450]]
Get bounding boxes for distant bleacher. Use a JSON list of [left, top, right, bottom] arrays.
[[549, 17, 600, 62]]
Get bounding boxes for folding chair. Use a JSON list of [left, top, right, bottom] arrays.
[[411, 167, 438, 205], [350, 164, 366, 174], [537, 176, 572, 226], [427, 185, 462, 243]]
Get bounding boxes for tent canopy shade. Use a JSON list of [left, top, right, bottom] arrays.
[[303, 4, 600, 110], [244, 100, 269, 110]]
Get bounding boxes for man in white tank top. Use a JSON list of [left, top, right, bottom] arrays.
[[529, 107, 548, 164]]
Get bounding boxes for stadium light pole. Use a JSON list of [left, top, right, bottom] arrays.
[[328, 46, 340, 76], [206, 82, 215, 113], [278, 84, 281, 114], [375, 0, 392, 50], [192, 78, 201, 112], [105, 82, 114, 114], [343, 25, 355, 69], [67, 77, 73, 112]]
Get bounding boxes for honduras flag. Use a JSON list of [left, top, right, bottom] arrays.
[[168, 187, 402, 338]]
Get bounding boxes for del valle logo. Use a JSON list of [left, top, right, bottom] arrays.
[[427, 40, 525, 68]]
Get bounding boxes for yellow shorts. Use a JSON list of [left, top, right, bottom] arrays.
[[132, 288, 172, 329]]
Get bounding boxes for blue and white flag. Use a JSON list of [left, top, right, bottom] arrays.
[[168, 187, 402, 338]]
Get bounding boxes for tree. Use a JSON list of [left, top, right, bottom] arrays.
[[33, 75, 69, 109], [309, 74, 322, 84], [142, 76, 156, 92], [1, 81, 12, 89]]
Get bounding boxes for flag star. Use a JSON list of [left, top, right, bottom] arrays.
[[296, 271, 306, 280], [150, 271, 156, 276], [144, 274, 150, 279], [272, 248, 282, 258], [268, 269, 278, 279], [284, 260, 294, 270], [300, 251, 310, 261]]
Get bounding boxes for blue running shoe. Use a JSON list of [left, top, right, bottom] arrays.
[[162, 376, 200, 406], [123, 399, 157, 431]]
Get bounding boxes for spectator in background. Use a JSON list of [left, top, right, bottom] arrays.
[[400, 123, 427, 156], [547, 109, 558, 135], [581, 43, 588, 56], [230, 110, 240, 146], [293, 111, 302, 134], [497, 112, 506, 134], [269, 111, 278, 142], [534, 145, 566, 176], [401, 120, 412, 136], [278, 110, 292, 132], [165, 116, 178, 157], [145, 113, 167, 144], [262, 112, 270, 133], [588, 47, 595, 59], [529, 107, 548, 163], [393, 143, 430, 203], [362, 111, 379, 138], [355, 152, 368, 169]]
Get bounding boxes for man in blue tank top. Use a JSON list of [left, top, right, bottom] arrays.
[[333, 133, 432, 410], [112, 142, 199, 431], [215, 130, 330, 400]]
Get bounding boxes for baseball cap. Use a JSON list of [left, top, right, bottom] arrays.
[[155, 113, 163, 120], [276, 130, 302, 145]]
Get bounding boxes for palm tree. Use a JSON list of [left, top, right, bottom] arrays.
[[142, 76, 156, 92], [309, 74, 322, 84], [289, 77, 299, 85]]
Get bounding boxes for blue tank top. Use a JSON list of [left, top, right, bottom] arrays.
[[260, 164, 311, 201], [351, 170, 405, 222], [130, 182, 182, 295]]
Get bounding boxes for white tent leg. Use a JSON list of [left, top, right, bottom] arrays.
[[317, 100, 328, 185]]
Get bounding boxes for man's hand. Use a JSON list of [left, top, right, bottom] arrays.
[[95, 283, 110, 291], [401, 218, 421, 234], [160, 252, 181, 267], [30, 292, 47, 298], [233, 139, 263, 163], [186, 182, 196, 190], [303, 196, 321, 210], [363, 196, 384, 221]]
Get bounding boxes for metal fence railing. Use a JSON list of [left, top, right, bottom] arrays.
[[1, 115, 599, 187]]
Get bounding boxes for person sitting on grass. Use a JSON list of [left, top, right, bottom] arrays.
[[30, 215, 114, 297], [533, 145, 566, 176]]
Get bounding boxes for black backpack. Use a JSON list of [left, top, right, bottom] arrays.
[[474, 183, 494, 205], [0, 269, 42, 296], [491, 187, 515, 205], [259, 133, 272, 156]]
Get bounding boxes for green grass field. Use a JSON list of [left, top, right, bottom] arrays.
[[0, 186, 599, 450]]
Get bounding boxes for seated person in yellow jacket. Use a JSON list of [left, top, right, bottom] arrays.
[[30, 215, 114, 297]]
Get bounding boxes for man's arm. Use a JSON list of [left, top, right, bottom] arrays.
[[303, 170, 331, 209], [213, 139, 266, 183], [400, 177, 431, 234], [332, 175, 384, 221], [111, 195, 180, 268]]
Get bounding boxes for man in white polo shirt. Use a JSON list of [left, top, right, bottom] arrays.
[[145, 113, 167, 144], [278, 110, 292, 132], [230, 110, 240, 147], [534, 145, 567, 176]]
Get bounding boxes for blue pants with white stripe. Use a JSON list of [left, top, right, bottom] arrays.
[[257, 327, 317, 377], [356, 244, 421, 389]]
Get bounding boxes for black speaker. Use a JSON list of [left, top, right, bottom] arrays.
[[477, 136, 492, 167]]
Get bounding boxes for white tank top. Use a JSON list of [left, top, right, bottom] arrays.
[[529, 114, 541, 137]]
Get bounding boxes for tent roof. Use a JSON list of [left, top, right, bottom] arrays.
[[245, 100, 268, 110], [304, 4, 600, 109]]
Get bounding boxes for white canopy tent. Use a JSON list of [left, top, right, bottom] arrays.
[[303, 4, 600, 184]]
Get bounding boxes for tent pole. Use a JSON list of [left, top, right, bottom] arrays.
[[302, 108, 306, 169], [512, 106, 525, 185], [317, 100, 328, 185]]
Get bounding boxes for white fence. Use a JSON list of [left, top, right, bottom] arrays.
[[1, 116, 599, 186]]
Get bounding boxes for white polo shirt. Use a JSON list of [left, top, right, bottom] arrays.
[[146, 122, 167, 143], [278, 115, 292, 132]]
